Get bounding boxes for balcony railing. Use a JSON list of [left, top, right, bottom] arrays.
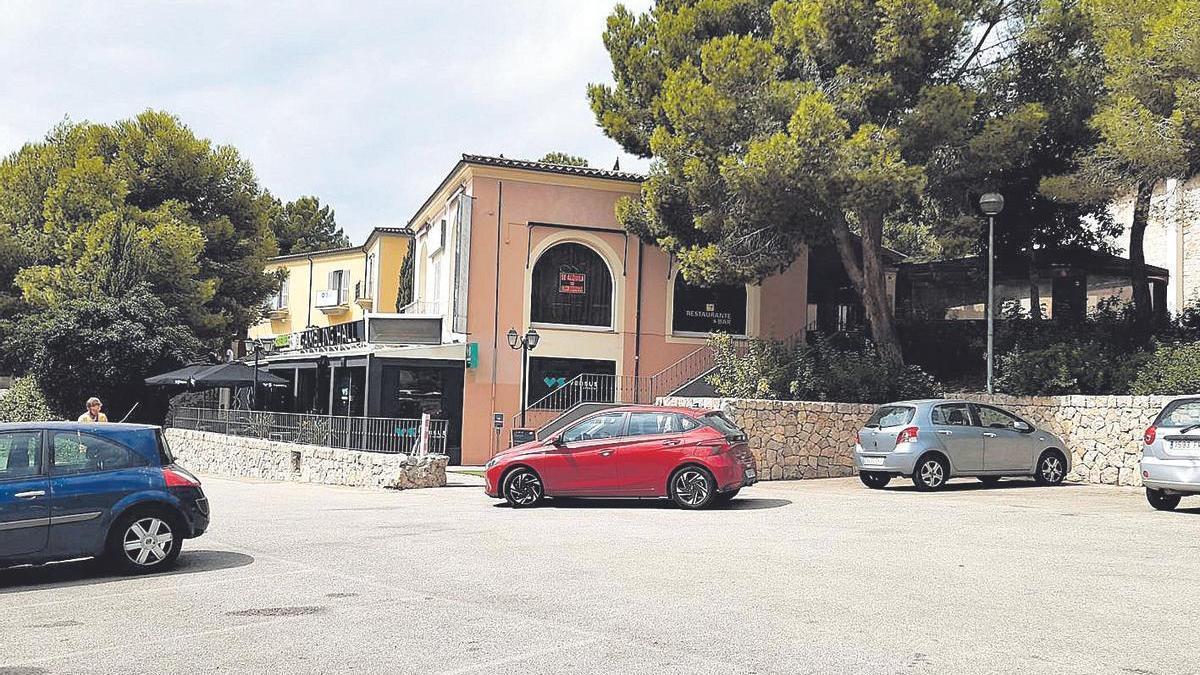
[[170, 406, 448, 455], [398, 301, 442, 315]]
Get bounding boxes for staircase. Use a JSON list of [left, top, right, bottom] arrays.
[[516, 343, 740, 438]]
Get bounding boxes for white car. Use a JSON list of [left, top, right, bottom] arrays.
[[1141, 397, 1200, 511]]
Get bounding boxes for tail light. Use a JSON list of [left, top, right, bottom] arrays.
[[698, 439, 731, 456], [896, 426, 920, 444], [163, 465, 201, 488], [1144, 426, 1157, 445]]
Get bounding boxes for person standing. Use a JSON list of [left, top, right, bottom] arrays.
[[78, 397, 109, 423]]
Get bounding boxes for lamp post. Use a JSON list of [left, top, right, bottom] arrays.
[[979, 193, 1005, 395], [507, 327, 540, 427], [243, 339, 263, 409]]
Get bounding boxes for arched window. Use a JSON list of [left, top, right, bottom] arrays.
[[672, 275, 747, 335], [531, 243, 613, 327]]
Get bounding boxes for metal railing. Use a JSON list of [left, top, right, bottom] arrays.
[[514, 342, 749, 427], [398, 300, 442, 315], [171, 406, 447, 455]]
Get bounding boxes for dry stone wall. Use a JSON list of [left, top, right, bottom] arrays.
[[662, 395, 1174, 487], [164, 428, 447, 490]]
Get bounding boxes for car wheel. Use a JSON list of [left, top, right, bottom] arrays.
[[1146, 488, 1181, 512], [669, 467, 716, 509], [715, 488, 741, 504], [978, 476, 1002, 486], [912, 455, 949, 491], [859, 471, 891, 489], [1035, 450, 1067, 486], [107, 511, 182, 574], [503, 468, 544, 508]]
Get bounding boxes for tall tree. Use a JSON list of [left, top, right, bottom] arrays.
[[0, 111, 279, 348], [268, 195, 350, 255], [538, 151, 591, 167], [396, 244, 415, 311], [1042, 0, 1200, 336], [589, 0, 1049, 366]]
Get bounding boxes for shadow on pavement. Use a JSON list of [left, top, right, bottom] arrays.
[[882, 479, 1084, 493], [494, 497, 792, 510], [0, 549, 255, 592]]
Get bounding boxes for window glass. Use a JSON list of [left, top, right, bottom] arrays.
[[50, 431, 147, 476], [1158, 399, 1200, 428], [627, 412, 697, 436], [672, 276, 747, 335], [0, 432, 41, 481], [703, 412, 746, 439], [976, 406, 1022, 429], [562, 413, 626, 444], [531, 243, 613, 327], [931, 403, 973, 427], [867, 405, 916, 428]]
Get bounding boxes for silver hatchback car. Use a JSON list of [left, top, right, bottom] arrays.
[[1140, 396, 1200, 511], [854, 400, 1071, 490]]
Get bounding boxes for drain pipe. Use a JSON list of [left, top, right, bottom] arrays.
[[634, 239, 644, 402], [489, 180, 504, 457]]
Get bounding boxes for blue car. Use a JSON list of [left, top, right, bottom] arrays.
[[0, 422, 209, 574]]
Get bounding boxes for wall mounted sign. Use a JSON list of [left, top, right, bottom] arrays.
[[511, 428, 537, 446], [558, 270, 586, 294], [672, 279, 747, 335]]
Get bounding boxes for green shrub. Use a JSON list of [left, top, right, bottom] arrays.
[[1132, 343, 1200, 395], [0, 376, 59, 422], [994, 341, 1147, 395], [708, 334, 940, 403], [707, 333, 793, 399]]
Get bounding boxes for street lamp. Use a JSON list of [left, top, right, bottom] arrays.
[[979, 192, 1005, 395], [243, 339, 263, 409], [507, 327, 540, 427]]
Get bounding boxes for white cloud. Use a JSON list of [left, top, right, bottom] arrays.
[[0, 0, 653, 239]]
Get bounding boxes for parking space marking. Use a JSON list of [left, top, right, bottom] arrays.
[[436, 637, 607, 675], [0, 567, 309, 613]]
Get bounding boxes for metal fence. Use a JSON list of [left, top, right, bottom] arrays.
[[170, 406, 448, 455]]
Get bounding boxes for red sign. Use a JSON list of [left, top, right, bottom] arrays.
[[559, 271, 586, 294]]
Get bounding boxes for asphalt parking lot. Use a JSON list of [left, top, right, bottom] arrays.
[[2, 475, 1199, 674]]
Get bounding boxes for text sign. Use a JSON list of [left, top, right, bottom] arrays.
[[558, 271, 586, 294], [493, 413, 504, 429], [510, 428, 537, 447]]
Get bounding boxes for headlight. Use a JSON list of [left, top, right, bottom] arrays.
[[485, 458, 497, 469]]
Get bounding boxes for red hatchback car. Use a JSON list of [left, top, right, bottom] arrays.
[[484, 406, 758, 509]]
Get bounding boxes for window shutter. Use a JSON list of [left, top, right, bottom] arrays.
[[340, 270, 350, 304], [280, 274, 289, 308], [451, 195, 472, 333]]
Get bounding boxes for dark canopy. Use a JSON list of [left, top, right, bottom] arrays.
[[145, 362, 288, 388]]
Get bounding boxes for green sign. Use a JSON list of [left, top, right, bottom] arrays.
[[466, 342, 479, 369], [273, 335, 290, 348]]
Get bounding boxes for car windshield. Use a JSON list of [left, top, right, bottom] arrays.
[[1156, 399, 1200, 428], [866, 405, 915, 428]]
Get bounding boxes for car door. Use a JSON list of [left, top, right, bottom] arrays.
[[617, 412, 698, 495], [47, 429, 155, 557], [540, 412, 627, 495], [0, 430, 49, 559], [975, 405, 1036, 472], [929, 403, 985, 473]]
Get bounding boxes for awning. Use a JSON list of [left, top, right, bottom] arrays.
[[144, 362, 289, 388]]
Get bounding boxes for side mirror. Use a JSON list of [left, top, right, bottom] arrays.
[[549, 435, 565, 447], [1014, 421, 1031, 432]]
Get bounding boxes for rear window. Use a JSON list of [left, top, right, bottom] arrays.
[[1156, 399, 1200, 428], [866, 405, 916, 428], [703, 412, 746, 439], [156, 430, 175, 465]]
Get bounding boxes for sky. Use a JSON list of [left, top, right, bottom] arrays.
[[0, 0, 653, 240]]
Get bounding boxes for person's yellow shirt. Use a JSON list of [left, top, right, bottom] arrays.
[[77, 412, 109, 423]]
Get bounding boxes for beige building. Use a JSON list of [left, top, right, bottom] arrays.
[[1111, 176, 1200, 314], [249, 228, 411, 347]]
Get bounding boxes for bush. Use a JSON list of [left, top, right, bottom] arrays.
[[1132, 343, 1200, 395], [994, 340, 1147, 396], [708, 334, 940, 403], [0, 376, 59, 422], [707, 333, 794, 399]]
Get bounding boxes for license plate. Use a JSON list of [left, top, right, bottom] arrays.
[[862, 456, 885, 467], [745, 468, 757, 480], [1171, 439, 1200, 455]]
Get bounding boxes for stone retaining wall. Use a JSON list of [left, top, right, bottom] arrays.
[[661, 395, 1174, 486], [164, 428, 448, 490]]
